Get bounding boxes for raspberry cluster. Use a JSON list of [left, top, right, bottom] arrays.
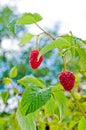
[[29, 50, 75, 91]]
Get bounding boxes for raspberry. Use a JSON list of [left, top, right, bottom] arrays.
[[29, 49, 44, 69], [58, 71, 75, 91], [77, 87, 81, 93]]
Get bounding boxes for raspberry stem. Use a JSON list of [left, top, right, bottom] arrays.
[[36, 36, 39, 49], [62, 54, 68, 71], [70, 91, 86, 118]]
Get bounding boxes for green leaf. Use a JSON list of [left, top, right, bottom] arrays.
[[1, 91, 9, 103], [19, 33, 33, 45], [38, 37, 71, 58], [62, 34, 73, 44], [34, 67, 50, 77], [16, 109, 36, 130], [19, 87, 51, 115], [8, 17, 17, 34], [0, 117, 6, 125], [17, 76, 44, 88], [9, 66, 17, 78], [76, 39, 86, 49], [78, 117, 86, 130], [65, 50, 72, 63], [46, 96, 55, 115], [54, 91, 66, 119], [17, 13, 42, 25], [77, 48, 86, 71], [77, 48, 86, 60], [3, 77, 12, 85], [83, 40, 86, 44], [82, 102, 86, 111], [2, 7, 12, 19]]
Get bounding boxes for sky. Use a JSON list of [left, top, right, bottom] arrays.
[[0, 0, 86, 39]]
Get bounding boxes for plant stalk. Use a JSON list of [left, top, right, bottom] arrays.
[[36, 36, 39, 49], [70, 91, 86, 118], [62, 54, 67, 71], [35, 23, 56, 40]]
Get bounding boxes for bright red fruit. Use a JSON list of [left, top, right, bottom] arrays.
[[29, 50, 44, 69], [58, 71, 75, 91]]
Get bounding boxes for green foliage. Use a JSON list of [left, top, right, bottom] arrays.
[[33, 67, 50, 77], [78, 117, 86, 130], [54, 91, 66, 119], [38, 37, 71, 58], [1, 90, 9, 104], [8, 18, 17, 34], [19, 33, 33, 45], [77, 48, 86, 71], [3, 77, 12, 85], [16, 13, 42, 25], [9, 66, 17, 78], [19, 86, 51, 115], [16, 110, 36, 130], [45, 96, 55, 115], [0, 117, 6, 125], [0, 117, 7, 129], [17, 76, 45, 88], [0, 7, 17, 38]]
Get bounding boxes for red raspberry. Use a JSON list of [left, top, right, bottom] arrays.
[[29, 49, 44, 69], [77, 87, 81, 93], [58, 71, 75, 91]]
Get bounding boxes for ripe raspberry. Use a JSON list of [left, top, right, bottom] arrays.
[[58, 71, 75, 91], [77, 87, 81, 93], [29, 49, 44, 69]]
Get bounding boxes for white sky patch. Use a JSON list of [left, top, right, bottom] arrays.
[[0, 0, 86, 39], [1, 39, 20, 51]]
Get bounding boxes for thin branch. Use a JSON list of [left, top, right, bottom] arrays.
[[35, 23, 56, 40]]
